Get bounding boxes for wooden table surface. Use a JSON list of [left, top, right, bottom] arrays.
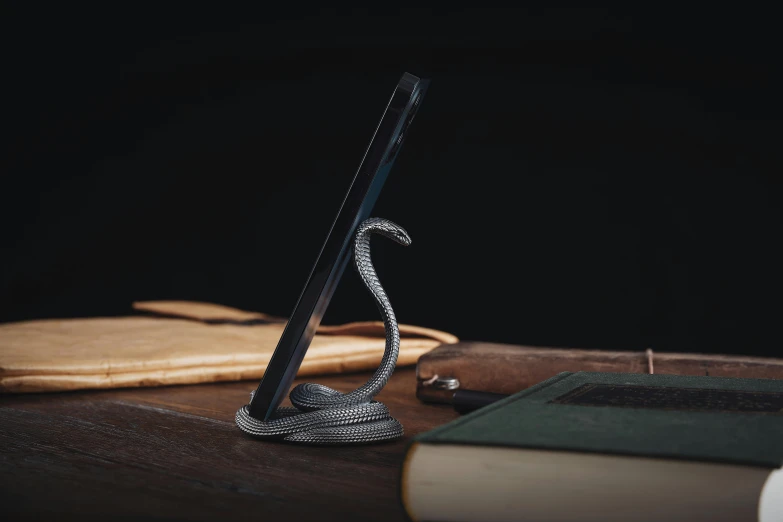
[[0, 368, 459, 521]]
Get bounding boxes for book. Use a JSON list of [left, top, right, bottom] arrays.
[[401, 371, 783, 522], [416, 341, 783, 403]]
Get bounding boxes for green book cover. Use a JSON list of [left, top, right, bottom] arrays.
[[414, 371, 783, 467]]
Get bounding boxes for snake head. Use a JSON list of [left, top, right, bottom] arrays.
[[379, 221, 412, 247], [387, 224, 412, 247], [358, 218, 412, 247]]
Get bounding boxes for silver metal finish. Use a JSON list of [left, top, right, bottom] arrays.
[[235, 218, 410, 445], [431, 377, 461, 390]]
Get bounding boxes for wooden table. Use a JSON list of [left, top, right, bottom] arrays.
[[0, 368, 459, 521]]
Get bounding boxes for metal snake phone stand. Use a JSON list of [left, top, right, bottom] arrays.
[[235, 218, 410, 445]]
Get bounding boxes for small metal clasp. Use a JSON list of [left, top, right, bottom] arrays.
[[424, 376, 460, 390]]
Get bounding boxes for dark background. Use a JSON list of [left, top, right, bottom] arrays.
[[2, 7, 781, 356]]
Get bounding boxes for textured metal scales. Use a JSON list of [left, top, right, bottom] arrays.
[[235, 218, 410, 445]]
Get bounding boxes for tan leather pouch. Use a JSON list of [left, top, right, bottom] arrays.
[[0, 300, 458, 393]]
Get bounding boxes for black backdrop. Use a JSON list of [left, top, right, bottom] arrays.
[[3, 7, 782, 356]]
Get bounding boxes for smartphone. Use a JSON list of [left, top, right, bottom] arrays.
[[247, 72, 429, 420]]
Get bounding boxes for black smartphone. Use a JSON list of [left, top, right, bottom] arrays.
[[247, 72, 429, 420]]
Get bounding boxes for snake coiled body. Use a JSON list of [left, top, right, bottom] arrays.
[[235, 218, 410, 445]]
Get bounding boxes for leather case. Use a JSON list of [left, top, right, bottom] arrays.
[[0, 300, 458, 393], [416, 341, 783, 403]]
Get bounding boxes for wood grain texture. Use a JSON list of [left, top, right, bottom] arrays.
[[0, 368, 458, 521]]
